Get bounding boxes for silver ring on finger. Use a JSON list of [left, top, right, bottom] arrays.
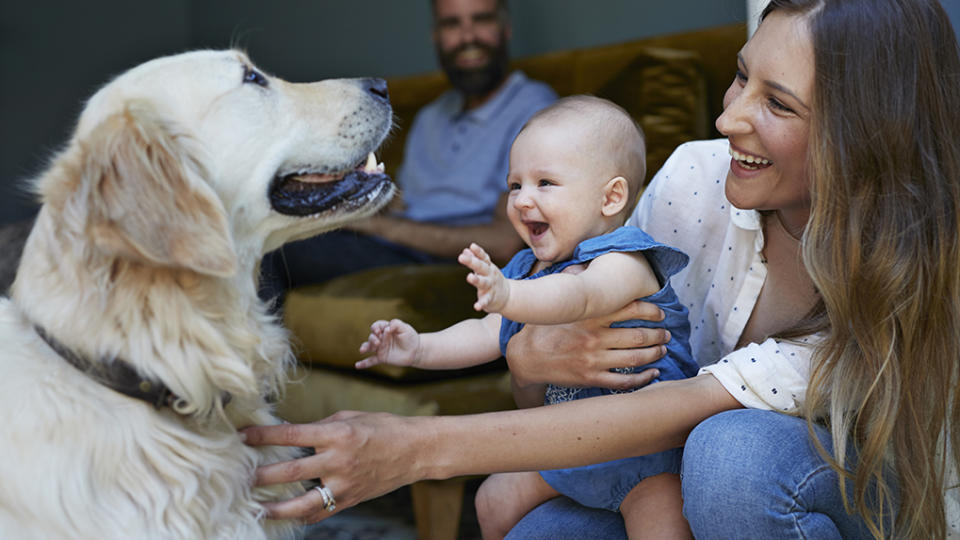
[[314, 484, 337, 512]]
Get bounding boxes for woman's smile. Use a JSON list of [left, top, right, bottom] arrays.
[[728, 146, 773, 171]]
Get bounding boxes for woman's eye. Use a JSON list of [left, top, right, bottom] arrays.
[[735, 68, 747, 84], [243, 66, 268, 87], [767, 97, 794, 114]]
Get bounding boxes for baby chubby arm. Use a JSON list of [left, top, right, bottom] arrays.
[[356, 314, 503, 370], [460, 244, 660, 325]]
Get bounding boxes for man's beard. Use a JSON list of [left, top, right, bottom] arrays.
[[438, 38, 510, 98]]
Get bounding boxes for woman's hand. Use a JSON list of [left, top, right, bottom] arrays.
[[242, 411, 427, 523], [506, 300, 671, 392]]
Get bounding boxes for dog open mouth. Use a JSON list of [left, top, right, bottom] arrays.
[[269, 152, 393, 216]]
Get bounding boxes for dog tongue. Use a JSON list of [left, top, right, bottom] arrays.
[[291, 153, 384, 184], [292, 172, 339, 184]]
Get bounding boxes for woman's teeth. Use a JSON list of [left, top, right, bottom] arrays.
[[730, 148, 772, 169]]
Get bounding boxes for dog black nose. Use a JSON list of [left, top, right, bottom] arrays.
[[364, 78, 389, 103]]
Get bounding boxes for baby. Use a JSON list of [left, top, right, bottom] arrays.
[[358, 96, 697, 539]]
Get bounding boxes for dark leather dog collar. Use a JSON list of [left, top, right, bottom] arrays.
[[33, 324, 179, 409]]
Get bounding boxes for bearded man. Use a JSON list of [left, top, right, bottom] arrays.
[[259, 0, 556, 304]]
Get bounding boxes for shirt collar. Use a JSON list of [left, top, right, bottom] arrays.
[[730, 205, 761, 230], [730, 204, 765, 253]]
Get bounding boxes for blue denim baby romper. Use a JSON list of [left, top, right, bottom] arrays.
[[498, 226, 698, 511]]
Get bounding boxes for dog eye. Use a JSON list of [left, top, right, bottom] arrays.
[[243, 66, 268, 87]]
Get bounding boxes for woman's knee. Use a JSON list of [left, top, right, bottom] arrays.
[[682, 411, 818, 530], [680, 409, 877, 539]]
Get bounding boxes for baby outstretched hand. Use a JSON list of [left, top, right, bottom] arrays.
[[458, 243, 511, 313], [356, 319, 420, 369]]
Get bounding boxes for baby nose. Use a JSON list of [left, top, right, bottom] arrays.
[[513, 190, 535, 208]]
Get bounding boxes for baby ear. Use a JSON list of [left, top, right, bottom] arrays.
[[80, 101, 238, 277], [600, 176, 630, 217]]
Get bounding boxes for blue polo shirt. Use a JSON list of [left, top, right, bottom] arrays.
[[395, 71, 557, 226]]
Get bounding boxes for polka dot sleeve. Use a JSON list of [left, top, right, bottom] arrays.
[[700, 336, 820, 413]]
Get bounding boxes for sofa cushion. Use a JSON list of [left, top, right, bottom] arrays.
[[594, 47, 710, 186], [283, 263, 490, 380]]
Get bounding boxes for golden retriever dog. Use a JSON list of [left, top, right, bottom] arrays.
[[0, 49, 394, 539]]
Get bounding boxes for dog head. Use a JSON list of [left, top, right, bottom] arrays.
[[43, 49, 394, 279]]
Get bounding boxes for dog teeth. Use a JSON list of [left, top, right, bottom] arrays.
[[364, 152, 377, 172], [360, 152, 386, 174]]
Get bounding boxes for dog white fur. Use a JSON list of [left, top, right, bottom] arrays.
[[0, 50, 394, 539]]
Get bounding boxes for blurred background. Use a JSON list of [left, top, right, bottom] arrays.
[[2, 0, 959, 226]]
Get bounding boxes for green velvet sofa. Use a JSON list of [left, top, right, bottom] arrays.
[[275, 23, 747, 540]]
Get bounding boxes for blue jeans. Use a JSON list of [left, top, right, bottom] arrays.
[[506, 410, 884, 539]]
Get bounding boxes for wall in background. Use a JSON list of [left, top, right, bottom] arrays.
[[2, 0, 959, 225], [1, 0, 192, 223], [1, 0, 744, 224]]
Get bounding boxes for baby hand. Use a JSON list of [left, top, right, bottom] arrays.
[[356, 319, 420, 369], [458, 243, 510, 313]]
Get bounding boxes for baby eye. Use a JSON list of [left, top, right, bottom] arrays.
[[508, 182, 521, 190], [538, 179, 555, 187], [243, 66, 268, 87]]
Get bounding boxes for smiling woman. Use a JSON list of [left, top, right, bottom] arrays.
[[718, 10, 813, 234]]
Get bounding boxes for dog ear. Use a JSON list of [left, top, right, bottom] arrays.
[[80, 101, 238, 277]]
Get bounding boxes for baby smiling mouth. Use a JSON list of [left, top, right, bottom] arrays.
[[527, 222, 549, 236]]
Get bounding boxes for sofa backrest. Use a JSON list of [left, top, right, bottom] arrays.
[[381, 23, 746, 186]]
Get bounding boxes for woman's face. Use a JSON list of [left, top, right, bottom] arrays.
[[716, 11, 815, 227]]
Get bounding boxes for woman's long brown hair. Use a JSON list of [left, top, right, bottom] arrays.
[[763, 0, 960, 537]]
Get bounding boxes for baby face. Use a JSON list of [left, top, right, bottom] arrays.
[[506, 121, 617, 263]]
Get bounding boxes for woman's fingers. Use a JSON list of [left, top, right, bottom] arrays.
[[596, 326, 671, 352], [600, 300, 665, 326], [243, 422, 318, 447], [242, 413, 366, 451], [241, 412, 427, 522], [588, 366, 662, 391], [261, 485, 344, 522], [253, 447, 326, 487]]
